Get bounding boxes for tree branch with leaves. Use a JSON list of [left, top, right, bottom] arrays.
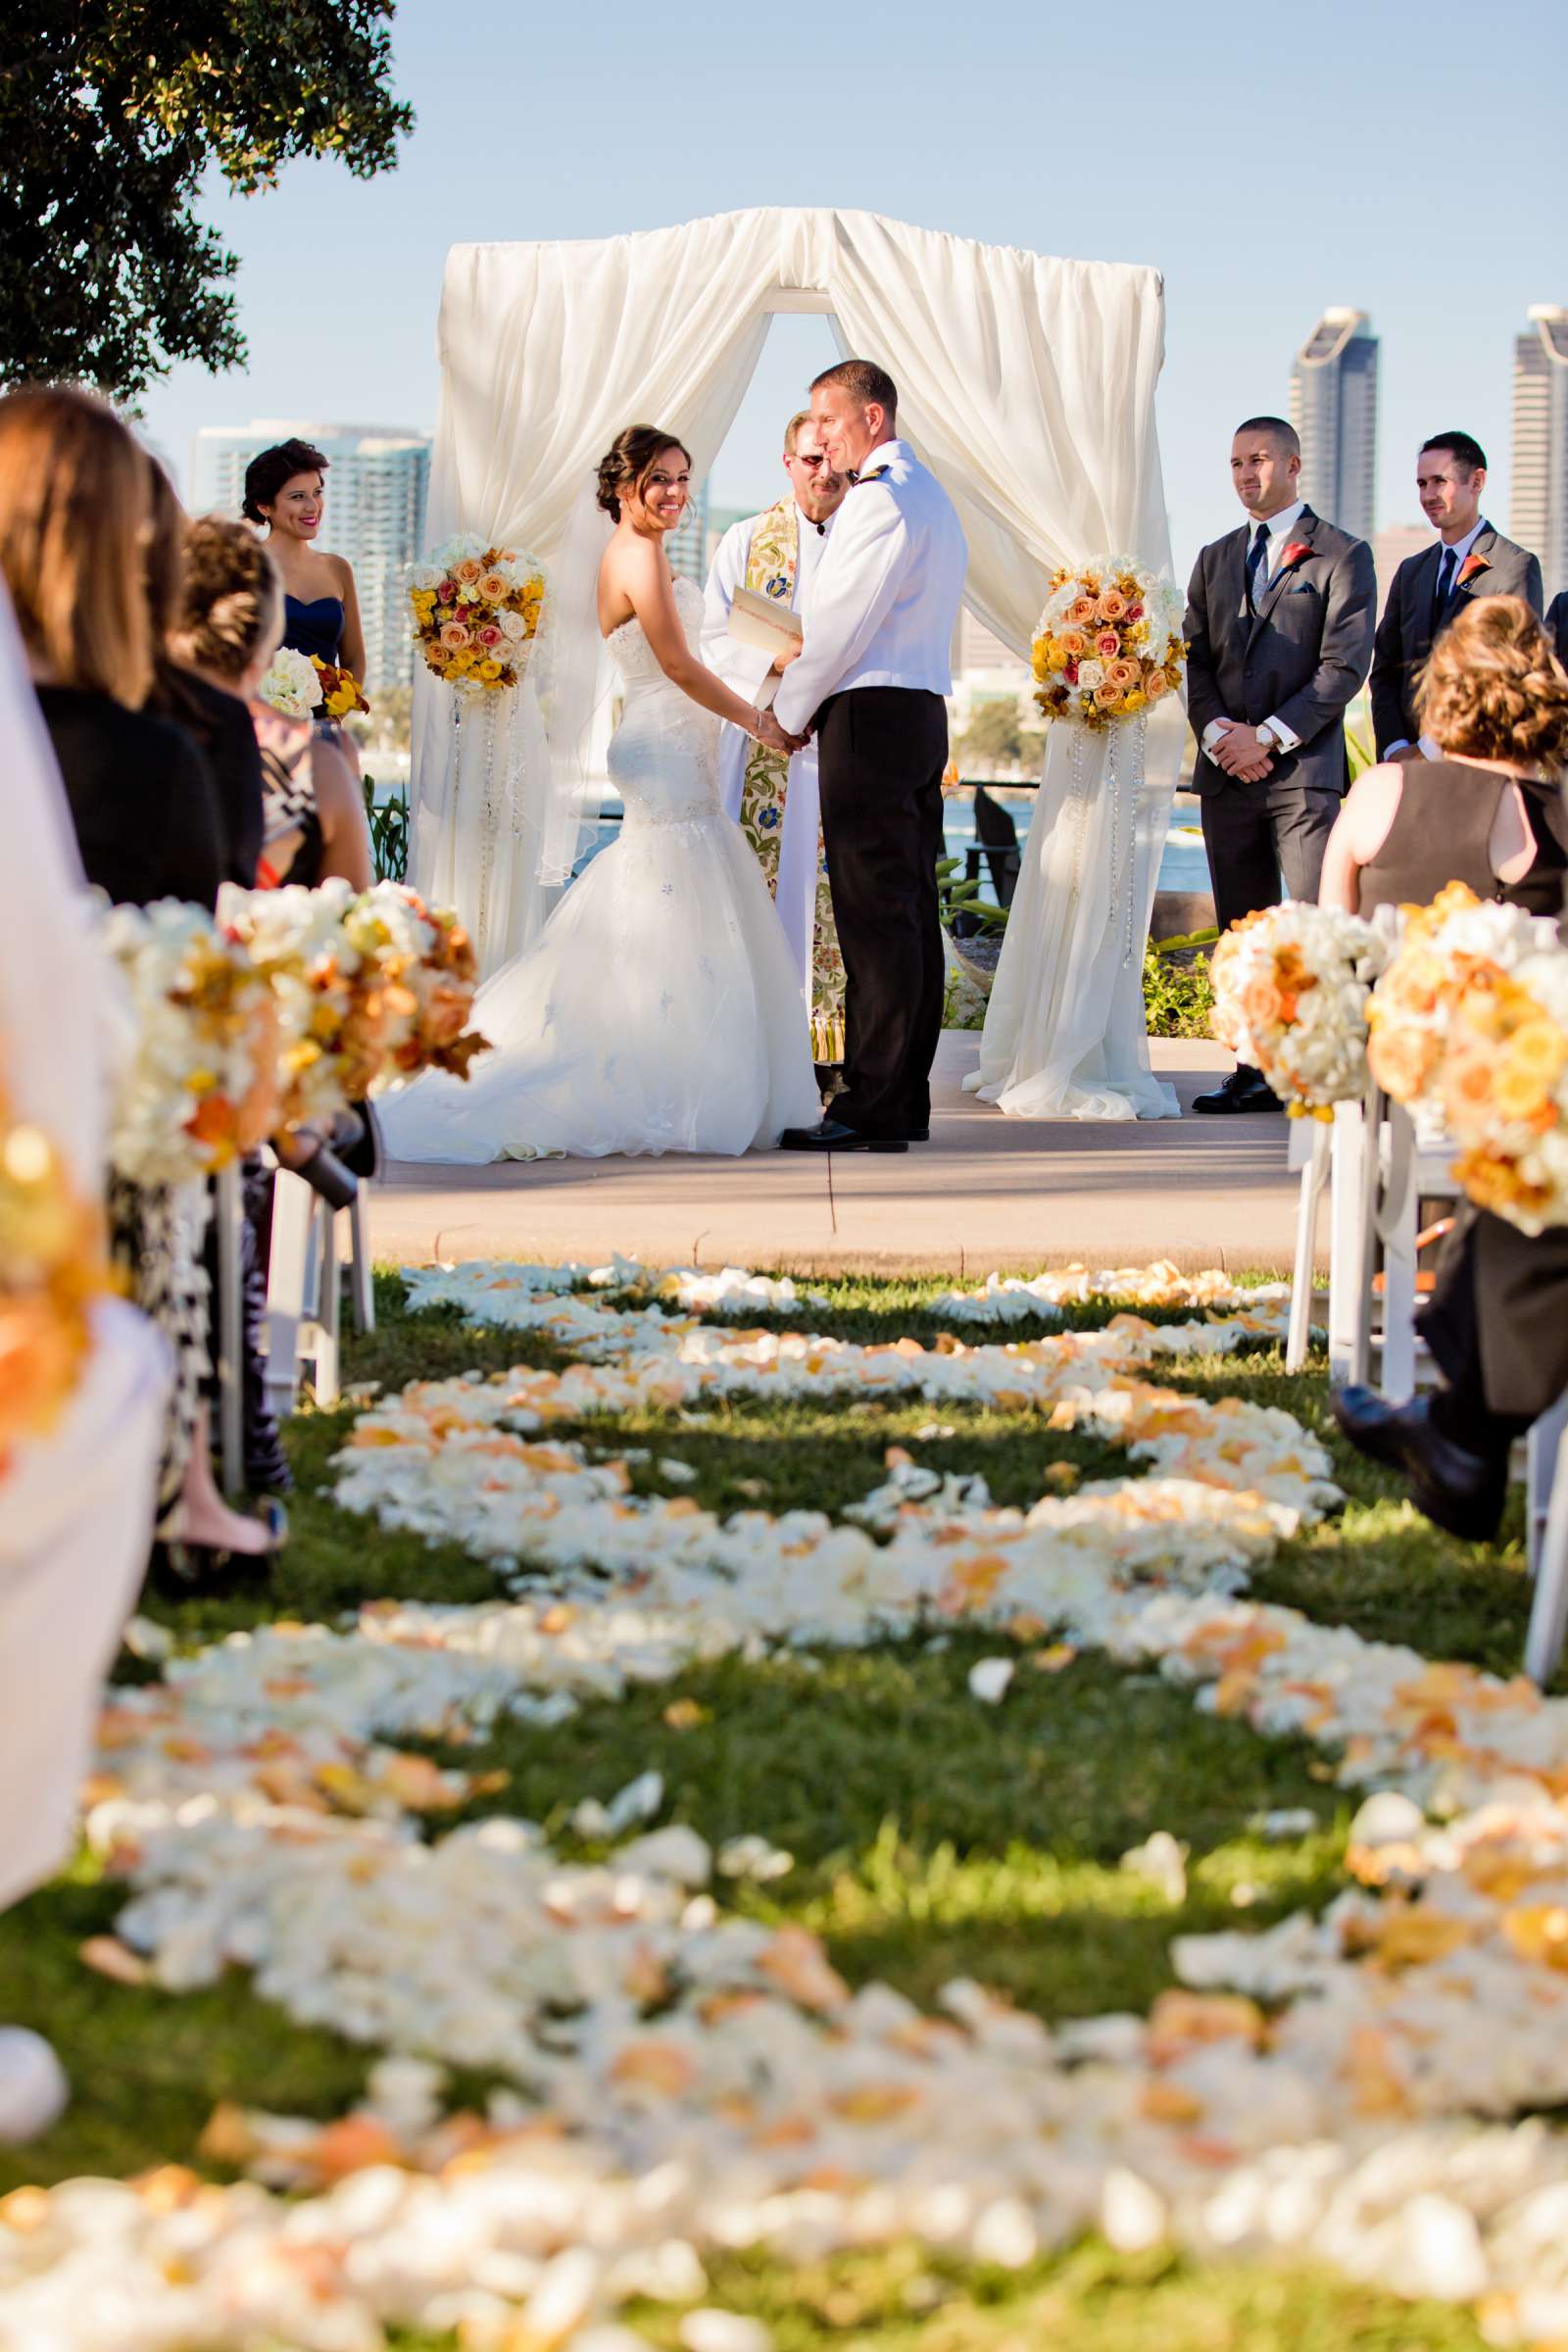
[[0, 0, 414, 402]]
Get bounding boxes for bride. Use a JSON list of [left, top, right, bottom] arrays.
[[380, 426, 823, 1163]]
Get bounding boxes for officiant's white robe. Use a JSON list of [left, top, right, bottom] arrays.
[[702, 505, 834, 1002]]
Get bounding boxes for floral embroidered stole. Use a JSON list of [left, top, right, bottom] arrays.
[[736, 501, 845, 1063]]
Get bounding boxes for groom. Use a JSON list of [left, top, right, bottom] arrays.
[[773, 361, 967, 1152]]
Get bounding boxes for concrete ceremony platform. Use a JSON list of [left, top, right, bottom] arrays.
[[371, 1034, 1306, 1278]]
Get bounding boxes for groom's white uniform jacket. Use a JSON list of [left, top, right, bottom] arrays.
[[702, 501, 835, 1001], [772, 439, 967, 736]]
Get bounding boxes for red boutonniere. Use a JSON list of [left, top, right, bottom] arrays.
[[1279, 541, 1313, 572], [1457, 550, 1491, 587]]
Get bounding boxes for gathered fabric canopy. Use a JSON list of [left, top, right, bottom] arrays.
[[414, 207, 1177, 1115]]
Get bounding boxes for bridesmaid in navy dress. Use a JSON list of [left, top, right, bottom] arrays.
[[241, 436, 368, 773]]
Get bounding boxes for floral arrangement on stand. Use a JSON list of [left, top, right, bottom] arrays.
[[1210, 901, 1390, 1115], [0, 1076, 108, 1469], [408, 534, 547, 694], [100, 900, 281, 1184], [1031, 557, 1187, 726]]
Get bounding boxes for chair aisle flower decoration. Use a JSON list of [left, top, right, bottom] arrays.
[[408, 535, 547, 695], [0, 1074, 109, 1471], [1031, 558, 1187, 728], [1210, 902, 1390, 1115], [100, 900, 282, 1185], [1367, 884, 1568, 1234]]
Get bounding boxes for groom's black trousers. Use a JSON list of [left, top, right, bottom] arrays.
[[814, 686, 948, 1138]]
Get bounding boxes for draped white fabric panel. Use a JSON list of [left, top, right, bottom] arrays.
[[415, 207, 1175, 1115]]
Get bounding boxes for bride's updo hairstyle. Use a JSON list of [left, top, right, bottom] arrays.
[[596, 425, 692, 520], [1416, 596, 1568, 771], [169, 514, 282, 682]]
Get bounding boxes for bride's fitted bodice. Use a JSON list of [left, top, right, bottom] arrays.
[[606, 576, 721, 830]]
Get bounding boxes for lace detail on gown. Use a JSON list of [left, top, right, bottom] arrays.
[[378, 579, 821, 1163]]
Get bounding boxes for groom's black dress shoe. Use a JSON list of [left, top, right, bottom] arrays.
[[1330, 1386, 1507, 1543], [1192, 1068, 1283, 1115], [780, 1118, 909, 1153]]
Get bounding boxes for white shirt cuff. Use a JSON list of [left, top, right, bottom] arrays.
[[1200, 718, 1230, 753], [1416, 734, 1440, 760], [1263, 713, 1299, 754], [1384, 738, 1411, 758]]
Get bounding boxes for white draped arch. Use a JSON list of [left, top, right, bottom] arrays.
[[414, 206, 1178, 1116]]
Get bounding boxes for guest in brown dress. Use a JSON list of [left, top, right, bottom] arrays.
[[1319, 595, 1566, 920]]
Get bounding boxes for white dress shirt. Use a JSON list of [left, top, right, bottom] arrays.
[[1382, 517, 1489, 758], [772, 439, 968, 735], [1200, 499, 1310, 760]]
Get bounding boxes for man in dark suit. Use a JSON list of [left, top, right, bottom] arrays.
[[1369, 431, 1543, 759], [1184, 415, 1376, 1113], [1547, 589, 1568, 666]]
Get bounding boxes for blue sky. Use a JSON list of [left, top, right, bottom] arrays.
[[143, 0, 1566, 573]]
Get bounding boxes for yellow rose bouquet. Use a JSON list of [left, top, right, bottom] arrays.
[[1031, 556, 1187, 727], [408, 533, 547, 695], [310, 656, 370, 722]]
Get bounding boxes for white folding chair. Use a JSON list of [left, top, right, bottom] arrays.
[[263, 1164, 376, 1416], [1286, 1099, 1368, 1378], [1526, 1398, 1568, 1686], [212, 1160, 246, 1495]]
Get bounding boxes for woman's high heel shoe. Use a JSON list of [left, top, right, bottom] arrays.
[[158, 1497, 288, 1590]]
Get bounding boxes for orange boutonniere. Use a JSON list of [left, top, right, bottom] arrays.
[[1278, 541, 1313, 572], [1457, 550, 1491, 587]]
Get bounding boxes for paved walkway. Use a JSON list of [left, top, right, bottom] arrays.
[[371, 1035, 1307, 1277]]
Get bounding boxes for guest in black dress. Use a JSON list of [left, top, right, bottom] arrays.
[[144, 459, 264, 890], [1330, 601, 1568, 1538], [0, 384, 283, 1577]]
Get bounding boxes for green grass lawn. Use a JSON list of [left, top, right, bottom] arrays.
[[0, 1271, 1529, 2348]]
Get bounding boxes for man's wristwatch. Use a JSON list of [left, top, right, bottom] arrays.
[[1254, 721, 1279, 753]]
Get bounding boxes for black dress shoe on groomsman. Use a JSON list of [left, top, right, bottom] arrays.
[[1330, 1386, 1507, 1543], [780, 1118, 909, 1153], [1192, 1067, 1283, 1115]]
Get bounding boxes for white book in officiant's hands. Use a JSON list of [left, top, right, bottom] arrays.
[[726, 587, 804, 712]]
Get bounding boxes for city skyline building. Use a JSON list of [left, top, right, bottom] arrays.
[[1371, 523, 1429, 619], [1289, 308, 1379, 545], [1510, 305, 1568, 605], [191, 421, 431, 693]]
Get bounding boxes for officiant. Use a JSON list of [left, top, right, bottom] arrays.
[[702, 412, 848, 1071]]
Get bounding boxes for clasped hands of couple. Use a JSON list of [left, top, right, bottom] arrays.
[[752, 635, 808, 757]]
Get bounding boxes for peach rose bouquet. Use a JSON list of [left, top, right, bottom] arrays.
[[1031, 556, 1187, 727], [1210, 901, 1390, 1115], [1366, 883, 1555, 1113], [1366, 884, 1567, 1231], [408, 533, 546, 695]]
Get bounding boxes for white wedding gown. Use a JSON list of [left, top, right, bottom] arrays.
[[380, 579, 822, 1163]]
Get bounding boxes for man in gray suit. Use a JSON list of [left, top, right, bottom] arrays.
[[1369, 431, 1543, 759], [1184, 416, 1376, 1113], [1547, 590, 1568, 667]]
